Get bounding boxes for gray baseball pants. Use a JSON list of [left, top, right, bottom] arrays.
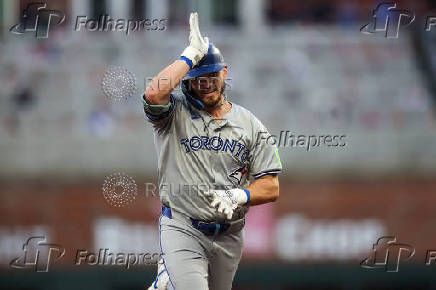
[[159, 208, 245, 290]]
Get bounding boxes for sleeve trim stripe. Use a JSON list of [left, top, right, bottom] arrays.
[[252, 169, 282, 178], [144, 109, 172, 121], [254, 171, 281, 179], [143, 95, 175, 121], [253, 169, 282, 176]]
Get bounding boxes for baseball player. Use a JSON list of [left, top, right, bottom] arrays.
[[144, 12, 282, 290]]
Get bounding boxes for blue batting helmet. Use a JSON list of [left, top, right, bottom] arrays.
[[185, 43, 226, 79]]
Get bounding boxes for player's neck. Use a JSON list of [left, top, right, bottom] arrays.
[[204, 97, 231, 121]]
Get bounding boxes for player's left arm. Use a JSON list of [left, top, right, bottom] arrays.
[[242, 119, 282, 207], [245, 174, 279, 206], [204, 120, 282, 219]]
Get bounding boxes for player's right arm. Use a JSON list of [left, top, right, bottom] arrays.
[[145, 60, 190, 105], [144, 12, 209, 105]]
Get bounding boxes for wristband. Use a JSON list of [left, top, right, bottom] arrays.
[[179, 56, 193, 69], [243, 189, 251, 205]]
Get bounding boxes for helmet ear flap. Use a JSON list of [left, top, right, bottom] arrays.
[[181, 79, 204, 110]]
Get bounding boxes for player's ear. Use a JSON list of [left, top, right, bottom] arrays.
[[222, 65, 228, 80]]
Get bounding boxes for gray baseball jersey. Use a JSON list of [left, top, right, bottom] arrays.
[[143, 93, 282, 222]]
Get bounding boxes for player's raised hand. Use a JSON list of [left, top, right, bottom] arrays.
[[181, 12, 209, 67]]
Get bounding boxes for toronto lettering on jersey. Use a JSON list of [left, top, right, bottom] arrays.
[[180, 136, 249, 163]]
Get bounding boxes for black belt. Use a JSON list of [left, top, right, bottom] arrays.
[[162, 205, 230, 236]]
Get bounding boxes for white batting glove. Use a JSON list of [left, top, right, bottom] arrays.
[[147, 258, 169, 290], [180, 12, 209, 68], [205, 189, 250, 220]]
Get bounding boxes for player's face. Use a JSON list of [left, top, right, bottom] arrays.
[[191, 67, 227, 108]]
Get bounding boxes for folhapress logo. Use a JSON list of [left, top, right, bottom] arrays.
[[10, 2, 65, 38], [361, 3, 415, 38], [10, 237, 65, 272], [360, 236, 415, 272]]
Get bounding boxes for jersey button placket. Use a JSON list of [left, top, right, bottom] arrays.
[[201, 113, 217, 185]]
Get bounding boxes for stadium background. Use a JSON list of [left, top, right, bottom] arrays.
[[1, 0, 436, 289]]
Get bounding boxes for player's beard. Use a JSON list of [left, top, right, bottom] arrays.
[[198, 82, 226, 109]]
